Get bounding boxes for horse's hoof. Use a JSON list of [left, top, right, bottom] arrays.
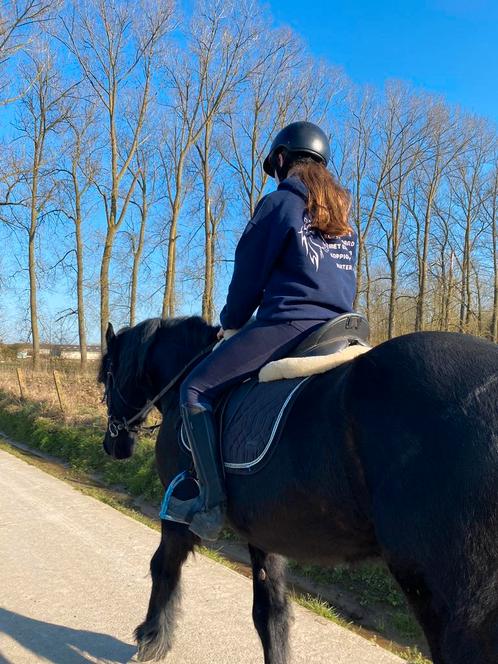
[[131, 644, 156, 662], [131, 647, 156, 662]]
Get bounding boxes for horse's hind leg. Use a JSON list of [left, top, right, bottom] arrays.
[[135, 521, 195, 662], [248, 544, 290, 664], [388, 565, 445, 664], [440, 605, 498, 664], [390, 562, 498, 664]]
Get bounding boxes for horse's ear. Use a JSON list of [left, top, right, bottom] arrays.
[[106, 322, 116, 348]]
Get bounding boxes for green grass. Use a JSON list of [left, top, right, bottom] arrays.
[[291, 592, 429, 664], [0, 390, 163, 503], [292, 593, 352, 628], [289, 560, 405, 609], [199, 546, 239, 571], [288, 558, 426, 643], [397, 647, 432, 663]]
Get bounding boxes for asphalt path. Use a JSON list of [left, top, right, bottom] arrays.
[[0, 448, 403, 664]]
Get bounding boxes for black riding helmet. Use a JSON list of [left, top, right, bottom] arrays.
[[263, 121, 331, 177]]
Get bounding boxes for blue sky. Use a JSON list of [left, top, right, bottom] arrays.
[[3, 0, 497, 344], [269, 0, 498, 122]]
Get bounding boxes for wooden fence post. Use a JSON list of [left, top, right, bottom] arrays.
[[52, 370, 66, 414], [16, 368, 27, 401]]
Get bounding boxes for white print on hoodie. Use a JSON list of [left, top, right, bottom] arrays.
[[299, 216, 355, 272]]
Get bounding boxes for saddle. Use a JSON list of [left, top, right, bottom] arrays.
[[180, 313, 370, 475], [289, 312, 370, 357]]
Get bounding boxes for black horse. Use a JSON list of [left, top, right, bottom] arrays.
[[99, 316, 498, 664]]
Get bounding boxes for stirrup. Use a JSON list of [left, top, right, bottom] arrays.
[[159, 471, 201, 525]]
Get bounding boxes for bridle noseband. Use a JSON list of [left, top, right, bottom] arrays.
[[102, 367, 155, 439]]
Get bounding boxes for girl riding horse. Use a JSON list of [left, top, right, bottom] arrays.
[[165, 121, 358, 540]]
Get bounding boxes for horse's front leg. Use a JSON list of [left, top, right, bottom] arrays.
[[249, 544, 290, 664], [135, 520, 196, 662]]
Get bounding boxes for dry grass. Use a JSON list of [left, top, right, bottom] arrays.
[[0, 362, 103, 423], [0, 361, 161, 428]]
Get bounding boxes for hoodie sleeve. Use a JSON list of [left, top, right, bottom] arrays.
[[219, 194, 290, 330]]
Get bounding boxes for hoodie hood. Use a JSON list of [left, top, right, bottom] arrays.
[[277, 175, 308, 202]]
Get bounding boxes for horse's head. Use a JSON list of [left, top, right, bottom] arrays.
[[98, 316, 220, 460], [98, 321, 156, 459]]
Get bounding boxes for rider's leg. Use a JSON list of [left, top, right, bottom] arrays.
[[166, 319, 325, 540]]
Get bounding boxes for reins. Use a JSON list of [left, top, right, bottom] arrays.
[[105, 342, 217, 438]]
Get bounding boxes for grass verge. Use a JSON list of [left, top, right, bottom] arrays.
[[0, 389, 163, 503]]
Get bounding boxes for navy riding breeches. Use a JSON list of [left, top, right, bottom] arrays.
[[180, 319, 326, 410]]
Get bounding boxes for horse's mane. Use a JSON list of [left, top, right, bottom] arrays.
[[98, 316, 216, 386]]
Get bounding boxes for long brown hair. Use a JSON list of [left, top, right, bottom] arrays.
[[289, 159, 352, 236]]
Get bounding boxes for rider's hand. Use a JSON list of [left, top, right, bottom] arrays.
[[217, 327, 224, 340]]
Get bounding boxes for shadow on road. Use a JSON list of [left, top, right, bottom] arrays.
[[0, 608, 136, 663]]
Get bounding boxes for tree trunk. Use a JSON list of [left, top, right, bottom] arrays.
[[29, 152, 40, 370], [201, 122, 214, 323], [415, 185, 437, 331], [100, 224, 116, 352], [491, 174, 498, 342], [459, 211, 471, 333], [75, 205, 87, 370], [444, 251, 454, 331], [162, 157, 185, 319], [28, 225, 40, 370], [73, 162, 87, 370], [130, 177, 147, 327], [364, 244, 371, 322], [387, 255, 397, 339], [354, 234, 364, 311]]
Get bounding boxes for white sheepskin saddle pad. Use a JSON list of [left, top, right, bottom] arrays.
[[258, 344, 371, 383]]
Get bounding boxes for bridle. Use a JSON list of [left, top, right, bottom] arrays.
[[102, 369, 155, 438], [103, 342, 217, 440]]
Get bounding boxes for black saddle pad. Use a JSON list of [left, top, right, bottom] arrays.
[[220, 375, 311, 475]]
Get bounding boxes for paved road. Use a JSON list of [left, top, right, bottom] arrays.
[[0, 448, 403, 664]]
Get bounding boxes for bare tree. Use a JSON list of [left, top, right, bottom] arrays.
[[6, 50, 72, 368], [60, 0, 174, 351], [56, 103, 98, 369], [484, 164, 498, 341], [127, 145, 159, 326], [192, 124, 227, 323], [409, 103, 469, 331], [332, 87, 384, 317], [375, 85, 426, 337], [451, 119, 491, 333], [0, 0, 58, 103], [222, 29, 308, 217], [158, 0, 273, 318]]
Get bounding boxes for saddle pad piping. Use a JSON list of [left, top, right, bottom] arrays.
[[223, 376, 310, 470], [180, 424, 191, 452]]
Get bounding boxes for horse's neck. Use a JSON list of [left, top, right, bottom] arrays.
[[150, 322, 216, 414]]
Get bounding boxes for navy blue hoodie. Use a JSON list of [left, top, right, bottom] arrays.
[[219, 176, 357, 330]]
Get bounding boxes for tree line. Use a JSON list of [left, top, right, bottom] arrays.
[[0, 0, 497, 370]]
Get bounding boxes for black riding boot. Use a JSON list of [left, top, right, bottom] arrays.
[[166, 405, 226, 541]]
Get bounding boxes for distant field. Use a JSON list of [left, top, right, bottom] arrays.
[[0, 360, 104, 423]]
